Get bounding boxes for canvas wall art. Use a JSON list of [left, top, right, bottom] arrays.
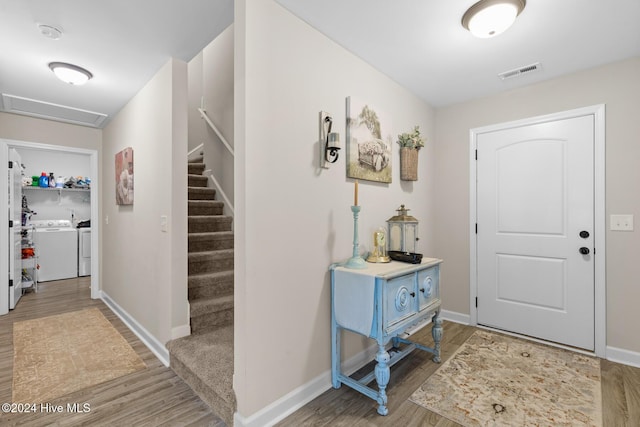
[[346, 96, 393, 183], [115, 147, 134, 205]]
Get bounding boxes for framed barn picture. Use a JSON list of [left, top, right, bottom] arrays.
[[346, 96, 393, 183]]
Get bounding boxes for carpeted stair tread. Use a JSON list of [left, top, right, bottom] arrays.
[[188, 271, 234, 300], [188, 200, 224, 216], [188, 216, 233, 233], [189, 156, 204, 163], [188, 187, 216, 200], [190, 294, 234, 317], [188, 231, 234, 252], [167, 326, 235, 425], [188, 249, 234, 275], [188, 163, 206, 175], [188, 174, 209, 187], [188, 248, 234, 260]]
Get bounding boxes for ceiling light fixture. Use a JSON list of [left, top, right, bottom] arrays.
[[48, 62, 93, 85], [462, 0, 526, 38]]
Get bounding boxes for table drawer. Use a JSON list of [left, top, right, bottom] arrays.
[[384, 274, 417, 331], [418, 265, 439, 311]]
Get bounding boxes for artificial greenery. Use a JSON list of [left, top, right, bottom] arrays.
[[397, 126, 425, 150]]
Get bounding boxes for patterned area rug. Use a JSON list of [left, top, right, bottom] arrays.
[[12, 307, 146, 403], [409, 330, 602, 426]]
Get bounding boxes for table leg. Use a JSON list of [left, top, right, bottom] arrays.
[[374, 344, 390, 415], [331, 322, 341, 388], [431, 311, 443, 363]]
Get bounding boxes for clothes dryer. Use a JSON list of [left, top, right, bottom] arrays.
[[78, 227, 91, 276]]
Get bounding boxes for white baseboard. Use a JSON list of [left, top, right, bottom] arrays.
[[606, 346, 640, 369], [100, 291, 170, 366], [440, 309, 471, 325], [234, 343, 378, 427]]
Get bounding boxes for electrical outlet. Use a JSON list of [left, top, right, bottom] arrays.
[[160, 215, 168, 232], [610, 214, 634, 231]]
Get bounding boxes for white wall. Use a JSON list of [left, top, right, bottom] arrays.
[[189, 24, 235, 208], [235, 0, 436, 417], [434, 57, 640, 354], [101, 58, 189, 349], [0, 113, 102, 151], [18, 148, 91, 223]]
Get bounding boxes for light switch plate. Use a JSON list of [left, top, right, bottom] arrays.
[[610, 214, 634, 231], [160, 215, 168, 232]]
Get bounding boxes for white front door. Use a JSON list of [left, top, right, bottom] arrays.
[[476, 114, 595, 350]]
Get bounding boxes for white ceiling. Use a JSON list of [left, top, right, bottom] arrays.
[[0, 0, 233, 127], [276, 0, 640, 107], [1, 1, 638, 129]]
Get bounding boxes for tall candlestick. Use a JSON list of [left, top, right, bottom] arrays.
[[354, 180, 359, 206], [345, 205, 367, 269]]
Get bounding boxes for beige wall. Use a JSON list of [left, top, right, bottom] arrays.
[[235, 0, 436, 417], [434, 57, 640, 353], [0, 112, 102, 150], [102, 58, 189, 346], [188, 24, 235, 207]]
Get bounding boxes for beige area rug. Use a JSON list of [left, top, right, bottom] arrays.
[[409, 330, 602, 426], [12, 307, 146, 403]]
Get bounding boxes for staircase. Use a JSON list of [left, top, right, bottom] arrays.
[[167, 156, 236, 426]]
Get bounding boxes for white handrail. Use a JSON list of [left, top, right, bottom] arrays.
[[187, 143, 204, 159], [198, 108, 234, 157], [204, 169, 234, 219]]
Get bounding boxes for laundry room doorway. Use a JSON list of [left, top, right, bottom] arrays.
[[0, 138, 100, 315]]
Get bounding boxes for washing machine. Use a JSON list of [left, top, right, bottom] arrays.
[[78, 227, 91, 276], [31, 220, 78, 282]]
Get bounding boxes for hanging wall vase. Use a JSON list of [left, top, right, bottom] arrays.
[[400, 147, 418, 181]]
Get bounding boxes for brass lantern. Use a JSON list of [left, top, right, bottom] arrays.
[[387, 205, 419, 254]]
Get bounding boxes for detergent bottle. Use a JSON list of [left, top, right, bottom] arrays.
[[38, 172, 49, 188]]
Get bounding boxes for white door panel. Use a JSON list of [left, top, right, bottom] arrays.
[[8, 148, 23, 309], [477, 115, 594, 350]]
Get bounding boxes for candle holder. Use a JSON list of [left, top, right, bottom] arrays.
[[345, 205, 367, 269]]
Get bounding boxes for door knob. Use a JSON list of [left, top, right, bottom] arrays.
[[580, 231, 590, 239], [579, 247, 590, 255]]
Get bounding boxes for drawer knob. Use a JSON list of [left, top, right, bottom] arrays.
[[410, 292, 416, 297], [422, 277, 433, 297]]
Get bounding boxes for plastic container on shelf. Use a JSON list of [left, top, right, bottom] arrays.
[[38, 172, 48, 188]]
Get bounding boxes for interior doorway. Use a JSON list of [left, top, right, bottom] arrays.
[[469, 105, 606, 356], [1, 138, 100, 315]]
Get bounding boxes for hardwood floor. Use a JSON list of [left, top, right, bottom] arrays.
[[278, 321, 640, 427], [4, 280, 639, 426], [0, 278, 223, 427]]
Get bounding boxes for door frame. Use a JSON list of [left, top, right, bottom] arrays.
[[469, 104, 606, 357], [0, 138, 100, 315]]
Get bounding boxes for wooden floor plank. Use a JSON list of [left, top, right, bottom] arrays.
[[278, 321, 640, 427], [0, 278, 223, 427], [5, 278, 639, 426]]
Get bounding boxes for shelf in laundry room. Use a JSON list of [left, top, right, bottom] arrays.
[[22, 186, 90, 192]]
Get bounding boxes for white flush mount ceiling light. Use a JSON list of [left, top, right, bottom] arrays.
[[462, 0, 526, 38], [48, 62, 93, 85]]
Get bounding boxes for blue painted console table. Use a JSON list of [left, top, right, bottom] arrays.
[[330, 259, 443, 416]]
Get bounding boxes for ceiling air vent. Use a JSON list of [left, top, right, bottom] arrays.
[[498, 62, 542, 80], [1, 93, 107, 128]]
